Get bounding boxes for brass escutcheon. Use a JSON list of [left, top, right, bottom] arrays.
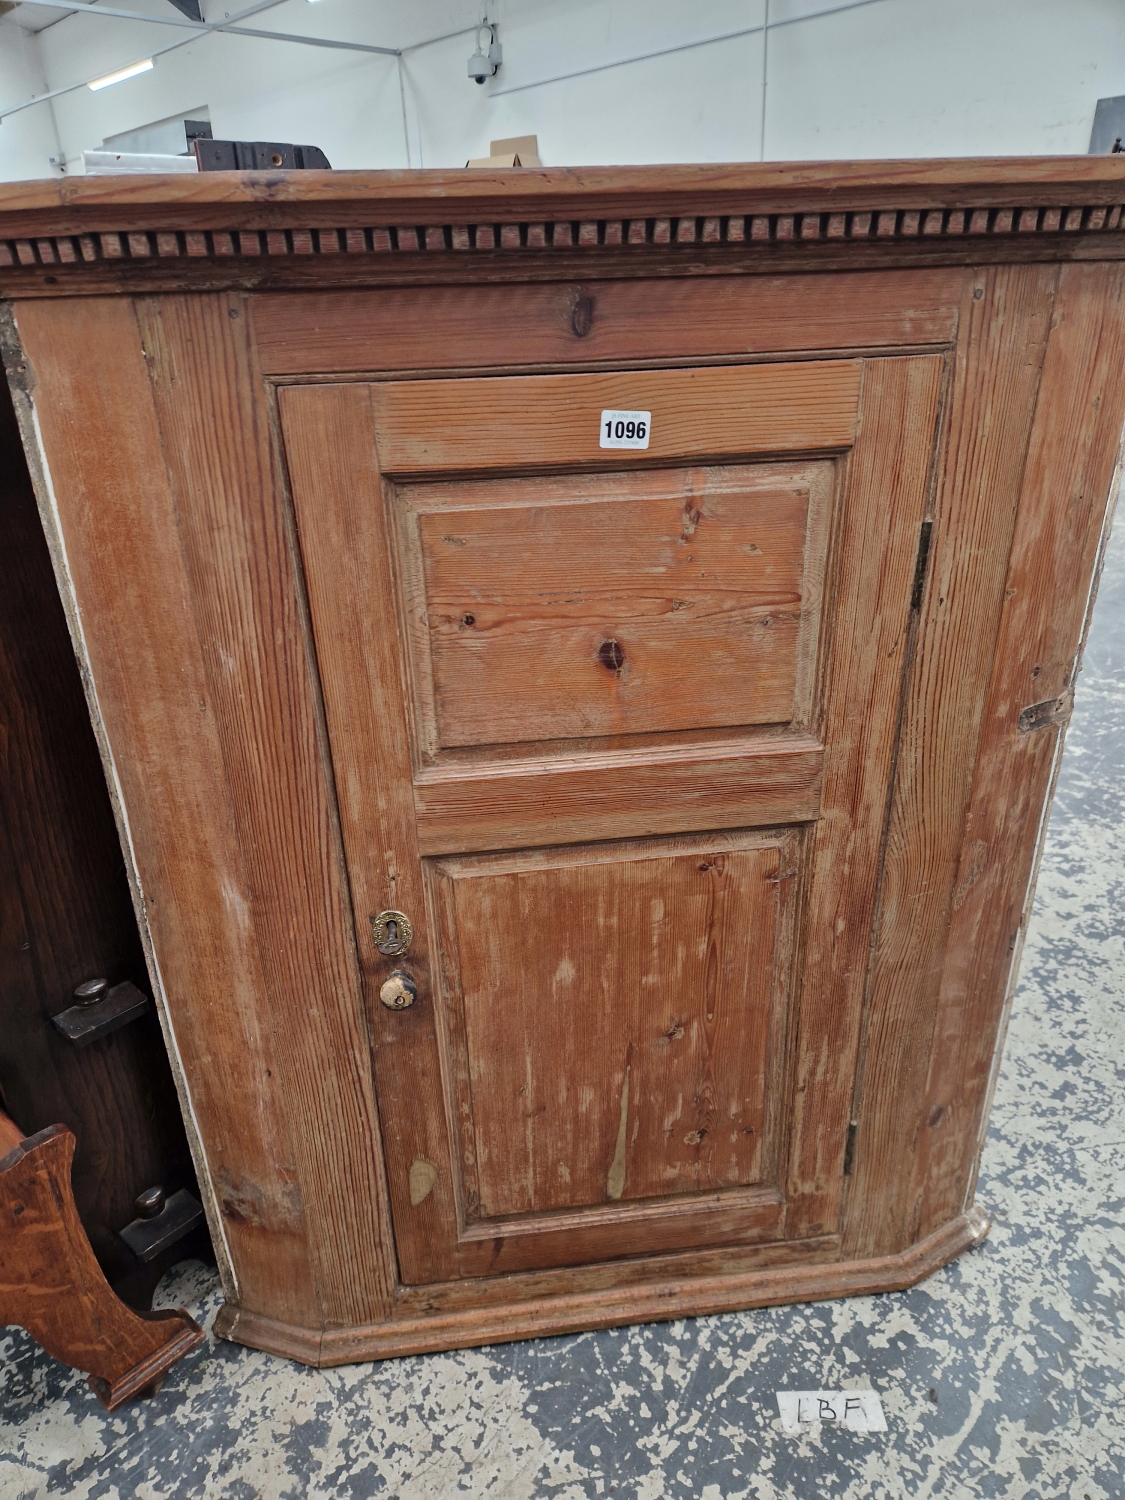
[[372, 909, 413, 956]]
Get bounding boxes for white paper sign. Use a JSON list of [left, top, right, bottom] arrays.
[[776, 1390, 887, 1434], [600, 409, 651, 449]]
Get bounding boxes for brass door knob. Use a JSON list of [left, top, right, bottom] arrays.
[[379, 972, 418, 1010]]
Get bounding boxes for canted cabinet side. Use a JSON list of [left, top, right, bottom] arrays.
[[847, 260, 1125, 1259], [843, 263, 1059, 1259], [133, 292, 396, 1331], [7, 296, 315, 1325], [10, 293, 397, 1338], [913, 260, 1125, 1237]]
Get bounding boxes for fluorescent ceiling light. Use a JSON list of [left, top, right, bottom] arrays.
[[88, 58, 154, 91]]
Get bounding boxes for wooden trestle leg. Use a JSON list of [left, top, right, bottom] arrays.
[[0, 1111, 204, 1410]]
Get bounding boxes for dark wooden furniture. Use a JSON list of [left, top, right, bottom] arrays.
[[0, 371, 206, 1308], [0, 1109, 204, 1410], [2, 159, 1124, 1364]]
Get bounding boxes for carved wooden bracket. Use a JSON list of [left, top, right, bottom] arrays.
[[0, 1122, 204, 1411]]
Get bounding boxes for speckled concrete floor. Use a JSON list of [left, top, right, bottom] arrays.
[[4, 508, 1125, 1500]]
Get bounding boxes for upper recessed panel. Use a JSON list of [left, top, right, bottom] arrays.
[[394, 460, 833, 754]]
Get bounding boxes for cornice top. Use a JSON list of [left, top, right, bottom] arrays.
[[2, 158, 1125, 291], [4, 157, 1125, 229]]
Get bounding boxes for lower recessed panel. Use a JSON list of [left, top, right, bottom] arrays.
[[427, 827, 803, 1274]]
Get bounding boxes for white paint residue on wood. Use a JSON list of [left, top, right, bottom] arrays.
[[606, 1064, 631, 1200], [408, 1158, 439, 1207]]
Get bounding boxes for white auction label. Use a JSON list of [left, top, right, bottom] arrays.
[[776, 1390, 887, 1434], [600, 409, 651, 449]]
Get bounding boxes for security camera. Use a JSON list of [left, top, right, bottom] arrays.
[[468, 24, 501, 84], [467, 52, 493, 84]]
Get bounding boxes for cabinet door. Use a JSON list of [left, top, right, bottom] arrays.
[[280, 356, 943, 1285]]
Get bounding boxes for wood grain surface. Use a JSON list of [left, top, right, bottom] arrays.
[[133, 293, 393, 1330], [396, 462, 830, 752], [282, 348, 941, 1286], [453, 1191, 787, 1278], [3, 156, 1125, 232], [5, 160, 1125, 303], [371, 361, 860, 474], [282, 373, 840, 1285], [11, 294, 315, 1324], [433, 831, 794, 1219], [912, 260, 1125, 1240], [0, 1123, 204, 1410], [0, 368, 198, 1302], [215, 1208, 989, 1366], [280, 381, 464, 1287], [413, 737, 824, 856], [252, 271, 962, 376], [782, 353, 945, 1242], [0, 1111, 23, 1158], [10, 164, 1125, 1363], [844, 264, 1059, 1259]]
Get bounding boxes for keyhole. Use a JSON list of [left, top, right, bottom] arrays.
[[373, 908, 413, 956]]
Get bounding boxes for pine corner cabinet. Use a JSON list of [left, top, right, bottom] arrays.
[[3, 160, 1125, 1366]]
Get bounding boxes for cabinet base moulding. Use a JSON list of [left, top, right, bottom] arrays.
[[212, 1206, 991, 1368]]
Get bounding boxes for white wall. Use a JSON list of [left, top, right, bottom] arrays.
[[1, 0, 1124, 182], [0, 16, 62, 180]]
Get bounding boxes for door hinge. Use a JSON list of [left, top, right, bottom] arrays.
[[910, 520, 934, 612], [843, 1120, 859, 1175]]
